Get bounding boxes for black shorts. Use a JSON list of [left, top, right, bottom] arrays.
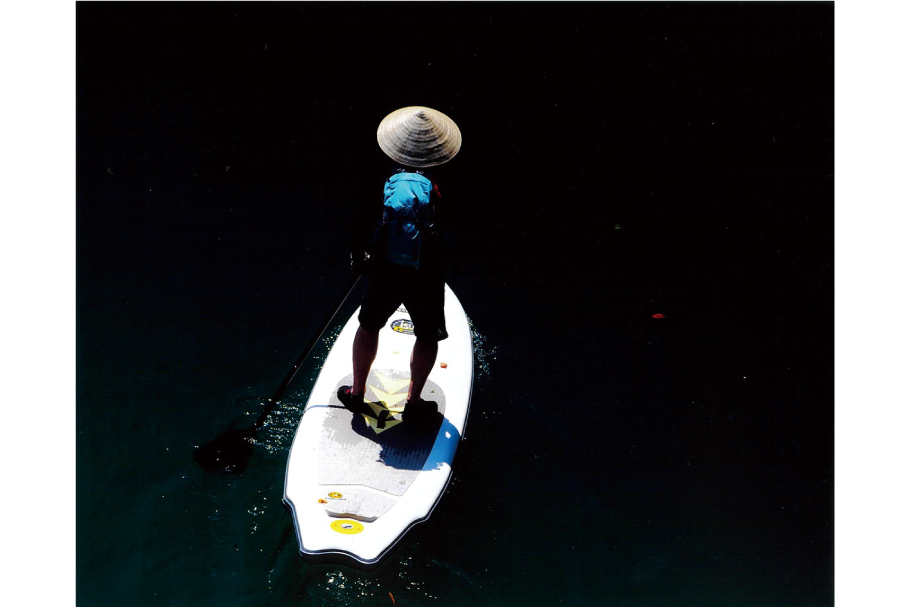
[[358, 261, 448, 341]]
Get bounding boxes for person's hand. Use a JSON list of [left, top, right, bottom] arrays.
[[350, 252, 372, 275]]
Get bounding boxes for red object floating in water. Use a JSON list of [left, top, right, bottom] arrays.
[[652, 313, 666, 319]]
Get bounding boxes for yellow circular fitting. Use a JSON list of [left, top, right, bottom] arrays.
[[330, 519, 364, 535], [328, 492, 343, 499]]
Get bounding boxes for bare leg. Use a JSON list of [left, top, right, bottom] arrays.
[[408, 337, 438, 400], [352, 325, 379, 396]]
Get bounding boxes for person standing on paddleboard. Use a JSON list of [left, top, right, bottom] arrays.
[[337, 106, 462, 422]]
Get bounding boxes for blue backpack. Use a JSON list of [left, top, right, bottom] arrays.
[[375, 171, 436, 268]]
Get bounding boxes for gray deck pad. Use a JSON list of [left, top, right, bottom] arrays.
[[322, 488, 397, 522], [317, 370, 447, 496]]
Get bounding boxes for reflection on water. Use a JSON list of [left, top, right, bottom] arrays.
[[469, 317, 497, 379]]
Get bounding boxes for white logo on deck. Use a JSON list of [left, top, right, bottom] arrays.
[[390, 319, 415, 335]]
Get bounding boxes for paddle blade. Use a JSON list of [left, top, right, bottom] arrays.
[[194, 427, 256, 474]]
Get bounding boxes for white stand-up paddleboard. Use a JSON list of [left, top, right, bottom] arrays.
[[283, 283, 473, 566]]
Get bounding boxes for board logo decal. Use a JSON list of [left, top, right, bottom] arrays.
[[390, 319, 415, 335], [328, 492, 343, 499], [330, 519, 364, 535]]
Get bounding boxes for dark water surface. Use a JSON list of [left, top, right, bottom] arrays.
[[77, 3, 833, 606]]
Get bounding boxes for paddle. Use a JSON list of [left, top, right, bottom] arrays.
[[194, 274, 362, 474]]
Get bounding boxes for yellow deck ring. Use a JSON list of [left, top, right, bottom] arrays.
[[330, 519, 364, 535]]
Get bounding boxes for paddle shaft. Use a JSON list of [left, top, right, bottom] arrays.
[[253, 274, 362, 430]]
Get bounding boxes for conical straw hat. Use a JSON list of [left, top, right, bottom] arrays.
[[377, 106, 462, 168]]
